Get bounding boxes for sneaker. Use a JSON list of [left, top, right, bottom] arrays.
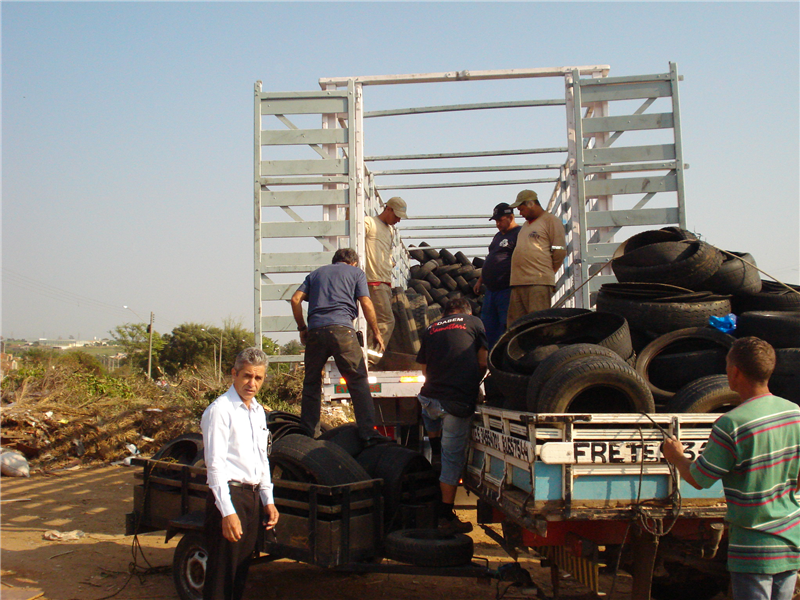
[[438, 516, 473, 535], [363, 435, 394, 449]]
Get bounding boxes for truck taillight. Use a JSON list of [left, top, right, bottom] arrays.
[[375, 426, 395, 440], [339, 376, 378, 384], [400, 375, 425, 383]]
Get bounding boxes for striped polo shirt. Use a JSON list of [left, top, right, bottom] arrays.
[[691, 394, 800, 573]]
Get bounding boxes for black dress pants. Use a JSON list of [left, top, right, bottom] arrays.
[[203, 486, 261, 600]]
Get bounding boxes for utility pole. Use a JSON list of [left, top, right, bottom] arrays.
[[148, 312, 154, 380]]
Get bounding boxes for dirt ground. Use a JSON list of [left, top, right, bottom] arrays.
[[0, 465, 638, 600]]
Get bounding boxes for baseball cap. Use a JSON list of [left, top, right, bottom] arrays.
[[385, 196, 408, 219], [489, 202, 513, 221], [508, 189, 538, 209]]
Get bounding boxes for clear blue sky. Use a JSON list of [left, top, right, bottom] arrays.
[[2, 1, 798, 341]]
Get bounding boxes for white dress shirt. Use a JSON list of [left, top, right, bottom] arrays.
[[201, 386, 274, 518]]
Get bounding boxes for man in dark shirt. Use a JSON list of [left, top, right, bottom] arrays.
[[472, 202, 520, 348], [416, 298, 488, 534], [291, 248, 386, 444]]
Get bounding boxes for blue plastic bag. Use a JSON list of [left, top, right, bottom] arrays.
[[709, 313, 737, 334]]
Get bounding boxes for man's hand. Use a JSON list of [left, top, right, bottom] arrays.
[[661, 436, 686, 464], [473, 277, 483, 295], [299, 329, 308, 346], [221, 514, 243, 542], [374, 332, 385, 354], [263, 503, 279, 530]]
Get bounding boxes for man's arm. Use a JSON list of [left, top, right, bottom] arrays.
[[477, 347, 488, 379], [472, 275, 483, 295], [202, 404, 244, 542], [358, 296, 384, 352], [662, 437, 702, 490], [549, 217, 567, 272], [290, 290, 309, 345]]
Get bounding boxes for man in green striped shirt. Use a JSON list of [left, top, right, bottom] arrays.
[[664, 337, 800, 600]]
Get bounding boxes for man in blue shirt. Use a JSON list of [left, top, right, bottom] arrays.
[[291, 248, 386, 443]]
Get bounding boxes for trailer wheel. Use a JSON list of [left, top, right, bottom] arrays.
[[536, 356, 655, 414], [173, 531, 207, 600], [384, 529, 473, 567]]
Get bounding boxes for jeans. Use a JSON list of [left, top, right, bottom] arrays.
[[730, 570, 798, 600], [481, 287, 511, 348], [418, 395, 473, 486], [301, 325, 379, 441]]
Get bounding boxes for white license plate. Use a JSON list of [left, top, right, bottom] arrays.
[[538, 440, 707, 464]]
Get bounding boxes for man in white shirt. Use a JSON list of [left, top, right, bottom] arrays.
[[201, 348, 279, 600], [364, 196, 407, 364]]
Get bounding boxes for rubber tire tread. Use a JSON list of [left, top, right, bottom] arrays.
[[701, 251, 762, 295], [771, 348, 800, 403], [526, 344, 625, 412], [664, 375, 741, 414], [635, 328, 735, 403], [536, 356, 655, 414], [612, 240, 722, 290], [384, 529, 474, 567], [735, 311, 800, 349], [596, 292, 732, 335], [732, 281, 800, 314], [270, 434, 370, 485], [173, 531, 207, 600], [390, 291, 420, 355], [317, 423, 364, 457]]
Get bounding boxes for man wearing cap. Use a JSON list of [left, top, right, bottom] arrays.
[[364, 196, 407, 365], [507, 190, 567, 326], [472, 202, 520, 348]]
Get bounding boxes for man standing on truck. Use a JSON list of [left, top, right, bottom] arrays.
[[201, 347, 279, 600], [290, 248, 388, 445], [472, 201, 520, 348], [663, 337, 800, 600], [364, 196, 407, 366], [416, 297, 488, 535], [507, 189, 567, 327]]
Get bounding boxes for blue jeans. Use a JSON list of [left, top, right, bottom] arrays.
[[418, 395, 473, 487], [730, 570, 798, 600], [481, 287, 511, 348]]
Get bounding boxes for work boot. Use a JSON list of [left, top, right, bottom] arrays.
[[438, 515, 473, 535]]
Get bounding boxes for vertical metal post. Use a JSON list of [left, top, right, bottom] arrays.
[[669, 62, 687, 229], [254, 81, 263, 348], [147, 312, 154, 379]]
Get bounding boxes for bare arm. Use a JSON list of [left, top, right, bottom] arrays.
[[358, 296, 384, 352], [472, 275, 483, 295], [662, 437, 702, 490], [290, 290, 309, 345], [477, 347, 488, 379]]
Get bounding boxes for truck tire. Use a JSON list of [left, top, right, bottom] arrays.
[[270, 434, 369, 485], [419, 242, 439, 261], [384, 529, 473, 567], [731, 281, 800, 314], [635, 328, 735, 403], [771, 348, 800, 404], [612, 240, 723, 290], [391, 291, 421, 355], [618, 228, 697, 256], [317, 423, 364, 457], [665, 375, 741, 413], [173, 531, 207, 600], [152, 433, 203, 463], [455, 251, 471, 267], [472, 257, 485, 268], [701, 251, 761, 295], [526, 344, 625, 412], [424, 272, 442, 289], [536, 356, 655, 414], [508, 307, 591, 331], [735, 311, 800, 349], [439, 248, 457, 265]]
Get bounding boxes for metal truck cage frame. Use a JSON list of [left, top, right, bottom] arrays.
[[254, 63, 687, 354]]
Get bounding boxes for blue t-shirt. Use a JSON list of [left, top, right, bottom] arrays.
[[482, 227, 520, 291], [297, 263, 370, 330]]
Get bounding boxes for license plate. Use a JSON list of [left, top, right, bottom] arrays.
[[334, 383, 382, 394], [538, 440, 707, 464]]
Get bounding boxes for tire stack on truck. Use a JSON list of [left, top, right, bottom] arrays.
[[377, 242, 485, 369], [486, 227, 800, 414]]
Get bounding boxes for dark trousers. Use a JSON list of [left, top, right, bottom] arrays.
[[203, 486, 261, 600], [300, 325, 378, 440]]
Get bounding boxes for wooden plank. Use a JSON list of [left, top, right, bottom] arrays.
[[262, 315, 304, 331], [260, 159, 347, 176], [579, 72, 671, 86], [585, 161, 676, 174], [584, 173, 677, 196], [260, 128, 347, 146], [261, 189, 348, 207], [580, 81, 672, 103], [585, 242, 622, 258], [581, 113, 674, 135], [261, 252, 335, 267], [260, 220, 349, 238], [584, 144, 676, 165], [261, 283, 299, 301], [585, 207, 680, 228], [259, 175, 349, 185], [261, 97, 347, 116]]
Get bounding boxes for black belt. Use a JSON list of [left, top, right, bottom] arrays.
[[229, 481, 260, 491]]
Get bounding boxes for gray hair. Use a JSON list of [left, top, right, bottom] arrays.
[[233, 347, 269, 371]]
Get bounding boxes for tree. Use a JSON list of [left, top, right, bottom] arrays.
[[281, 339, 303, 356], [109, 323, 164, 373]]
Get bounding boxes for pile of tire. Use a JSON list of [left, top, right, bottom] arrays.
[[598, 227, 800, 411], [379, 242, 485, 366]]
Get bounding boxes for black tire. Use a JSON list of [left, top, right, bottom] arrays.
[[409, 247, 427, 263], [409, 282, 434, 306], [408, 278, 432, 291], [384, 529, 473, 567], [596, 288, 732, 336], [636, 328, 735, 403], [536, 356, 655, 414], [618, 229, 687, 255], [665, 375, 741, 414], [406, 292, 429, 339], [426, 303, 443, 323], [439, 248, 457, 265], [647, 349, 728, 404], [732, 281, 800, 314], [771, 348, 800, 404], [455, 275, 471, 294], [419, 242, 440, 261], [472, 257, 485, 268], [508, 307, 592, 331], [455, 251, 472, 267], [270, 434, 370, 485], [526, 344, 625, 412], [152, 433, 203, 463], [418, 260, 438, 277], [440, 273, 458, 292], [356, 445, 435, 532], [425, 272, 442, 289], [317, 423, 364, 457], [173, 532, 207, 600], [735, 311, 800, 349], [612, 241, 723, 290], [701, 251, 762, 295], [430, 288, 448, 304], [391, 291, 420, 355]]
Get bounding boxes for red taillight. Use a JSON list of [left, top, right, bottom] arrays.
[[375, 426, 396, 440]]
